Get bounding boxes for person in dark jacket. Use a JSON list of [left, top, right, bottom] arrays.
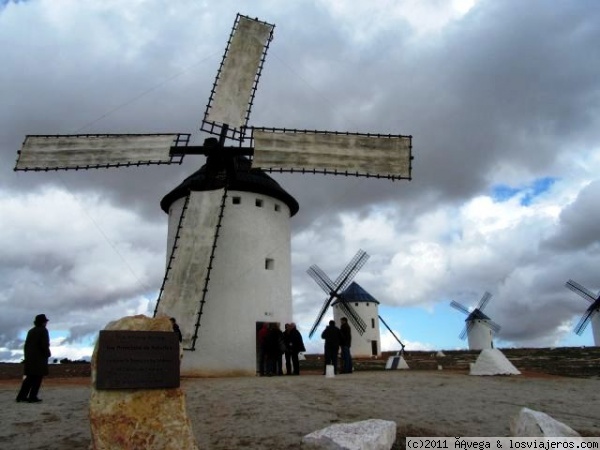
[[266, 323, 284, 376], [286, 322, 306, 375], [283, 323, 293, 375], [170, 317, 183, 342], [257, 323, 269, 376], [16, 314, 51, 403], [321, 320, 341, 374], [339, 317, 353, 374]]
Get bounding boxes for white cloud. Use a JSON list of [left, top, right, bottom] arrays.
[[318, 0, 481, 41]]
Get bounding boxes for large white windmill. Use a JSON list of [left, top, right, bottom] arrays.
[[450, 292, 501, 350], [565, 279, 600, 346], [15, 14, 413, 376]]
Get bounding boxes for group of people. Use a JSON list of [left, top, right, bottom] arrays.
[[16, 313, 351, 403], [257, 322, 306, 376], [321, 317, 353, 375]]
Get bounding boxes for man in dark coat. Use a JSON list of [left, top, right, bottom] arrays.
[[283, 323, 293, 375], [265, 323, 284, 376], [287, 322, 306, 375], [339, 317, 353, 374], [257, 323, 269, 376], [321, 320, 341, 374], [16, 314, 51, 403]]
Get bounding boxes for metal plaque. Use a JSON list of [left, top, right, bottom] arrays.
[[96, 330, 180, 390]]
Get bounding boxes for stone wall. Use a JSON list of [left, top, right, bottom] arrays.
[[303, 346, 600, 378], [2, 346, 598, 379]]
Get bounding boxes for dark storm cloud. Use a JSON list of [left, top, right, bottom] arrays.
[[543, 180, 600, 252]]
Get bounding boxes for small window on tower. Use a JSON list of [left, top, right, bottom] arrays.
[[265, 258, 274, 270], [274, 204, 280, 212], [371, 318, 375, 329], [232, 197, 241, 205], [355, 303, 359, 307], [366, 303, 370, 307], [256, 199, 263, 207]]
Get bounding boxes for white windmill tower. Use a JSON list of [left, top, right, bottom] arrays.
[[450, 292, 501, 350], [332, 281, 381, 357], [335, 281, 410, 367], [565, 279, 600, 346], [14, 14, 413, 376]]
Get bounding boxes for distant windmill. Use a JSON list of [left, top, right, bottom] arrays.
[[332, 281, 381, 357], [308, 251, 408, 358], [450, 292, 501, 350], [565, 279, 600, 346], [307, 250, 370, 340], [15, 14, 413, 376]]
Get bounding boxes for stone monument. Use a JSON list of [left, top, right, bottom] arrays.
[[89, 315, 198, 450]]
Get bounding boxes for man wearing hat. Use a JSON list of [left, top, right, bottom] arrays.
[[16, 314, 51, 403]]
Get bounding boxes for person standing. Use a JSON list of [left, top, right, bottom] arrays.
[[283, 323, 293, 375], [170, 317, 183, 342], [321, 320, 341, 374], [16, 314, 51, 403], [257, 323, 269, 376], [288, 322, 306, 375], [339, 317, 353, 374], [266, 323, 284, 376]]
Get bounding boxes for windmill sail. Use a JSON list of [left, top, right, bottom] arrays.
[[477, 291, 492, 311], [336, 299, 367, 334], [15, 134, 189, 171], [334, 250, 370, 292], [309, 294, 338, 339], [252, 129, 412, 180], [459, 322, 472, 340], [202, 15, 274, 140], [450, 300, 470, 315], [574, 308, 596, 335], [565, 279, 597, 303], [565, 279, 600, 336], [307, 265, 336, 296], [155, 189, 226, 349]]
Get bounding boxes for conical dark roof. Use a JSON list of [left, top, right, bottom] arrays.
[[467, 309, 491, 321], [332, 281, 380, 305], [160, 157, 299, 215]]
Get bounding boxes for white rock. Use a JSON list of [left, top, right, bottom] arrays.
[[469, 349, 520, 375], [302, 419, 396, 450], [510, 408, 580, 437]]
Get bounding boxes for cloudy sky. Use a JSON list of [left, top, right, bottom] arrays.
[[1, 0, 599, 361]]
